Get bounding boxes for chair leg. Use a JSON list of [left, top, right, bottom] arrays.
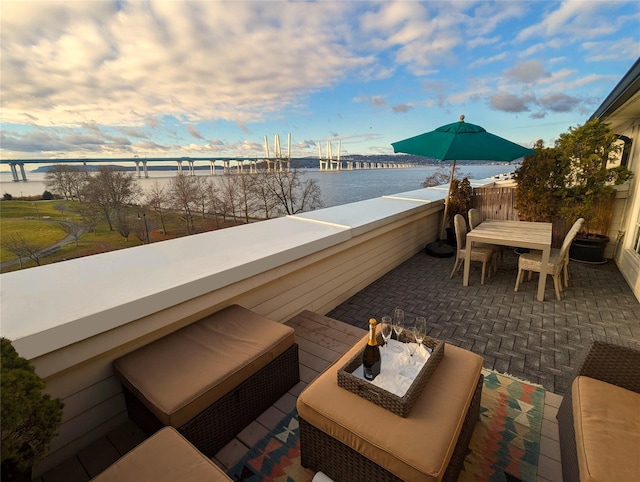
[[553, 274, 562, 300], [563, 258, 569, 287], [514, 268, 523, 292], [481, 262, 486, 285], [450, 258, 461, 278]]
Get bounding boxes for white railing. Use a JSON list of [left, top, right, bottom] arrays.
[[1, 186, 451, 475]]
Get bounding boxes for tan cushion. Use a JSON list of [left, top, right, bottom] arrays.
[[91, 427, 231, 481], [572, 376, 640, 482], [297, 335, 483, 482], [114, 305, 295, 427]]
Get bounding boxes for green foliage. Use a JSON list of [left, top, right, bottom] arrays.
[[556, 120, 632, 233], [1, 338, 64, 472], [515, 146, 567, 222], [515, 119, 632, 234]]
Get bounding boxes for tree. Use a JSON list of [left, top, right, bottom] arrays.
[[259, 168, 323, 216], [82, 167, 141, 231], [515, 141, 568, 222], [1, 338, 64, 477], [0, 233, 44, 267], [60, 218, 83, 246], [422, 165, 472, 188], [145, 180, 168, 235], [45, 165, 87, 200], [167, 174, 199, 234], [115, 210, 132, 241], [218, 174, 240, 223], [555, 119, 632, 234]]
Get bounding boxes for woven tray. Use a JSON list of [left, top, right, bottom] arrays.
[[337, 333, 445, 417]]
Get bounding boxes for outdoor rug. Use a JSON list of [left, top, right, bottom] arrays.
[[227, 369, 545, 482]]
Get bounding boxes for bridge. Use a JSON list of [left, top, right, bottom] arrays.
[[318, 140, 413, 171], [1, 133, 298, 182], [0, 156, 291, 182]]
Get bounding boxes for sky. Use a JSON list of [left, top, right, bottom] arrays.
[[1, 0, 639, 168]]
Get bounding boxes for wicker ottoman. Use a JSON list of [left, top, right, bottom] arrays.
[[92, 427, 231, 481], [114, 305, 299, 457], [297, 335, 483, 482]]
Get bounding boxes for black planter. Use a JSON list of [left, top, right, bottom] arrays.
[[1, 459, 33, 482], [446, 227, 456, 247], [569, 235, 610, 264]]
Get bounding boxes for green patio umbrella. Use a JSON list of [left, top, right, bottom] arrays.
[[391, 115, 536, 256]]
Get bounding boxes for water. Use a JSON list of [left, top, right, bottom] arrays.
[[0, 165, 513, 208]]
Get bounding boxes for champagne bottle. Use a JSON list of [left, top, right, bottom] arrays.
[[363, 318, 381, 381]]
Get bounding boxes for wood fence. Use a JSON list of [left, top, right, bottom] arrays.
[[471, 186, 613, 248]]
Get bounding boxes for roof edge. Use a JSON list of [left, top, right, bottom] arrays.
[[589, 58, 640, 121]]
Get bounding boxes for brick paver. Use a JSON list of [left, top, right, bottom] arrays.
[[327, 249, 640, 395]]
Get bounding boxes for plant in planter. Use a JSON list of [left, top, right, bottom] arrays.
[[514, 140, 567, 223], [556, 119, 632, 263], [445, 177, 473, 246], [1, 338, 64, 482], [515, 120, 632, 263]]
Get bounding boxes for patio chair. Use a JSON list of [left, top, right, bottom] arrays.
[[468, 208, 502, 273], [514, 218, 584, 300], [450, 213, 493, 285]]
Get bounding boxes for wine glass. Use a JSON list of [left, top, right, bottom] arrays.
[[391, 308, 405, 352], [406, 324, 418, 358], [415, 317, 427, 356], [380, 316, 393, 351]]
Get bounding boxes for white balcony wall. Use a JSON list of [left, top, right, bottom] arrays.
[[0, 189, 443, 476]]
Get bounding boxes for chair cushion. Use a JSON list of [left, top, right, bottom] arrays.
[[297, 335, 482, 482], [91, 427, 231, 481], [114, 305, 295, 427], [572, 376, 640, 482]]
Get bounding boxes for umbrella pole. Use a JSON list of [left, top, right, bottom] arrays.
[[440, 160, 456, 240]]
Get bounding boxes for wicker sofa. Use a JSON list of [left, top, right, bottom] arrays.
[[556, 335, 640, 482]]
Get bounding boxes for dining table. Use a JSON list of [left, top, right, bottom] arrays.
[[463, 219, 553, 301]]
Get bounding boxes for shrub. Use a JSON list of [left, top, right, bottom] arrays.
[[1, 338, 64, 476]]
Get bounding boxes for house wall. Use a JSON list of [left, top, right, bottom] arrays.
[[614, 123, 640, 301], [5, 192, 442, 476]]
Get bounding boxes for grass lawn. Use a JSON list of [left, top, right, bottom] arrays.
[[1, 200, 242, 271]]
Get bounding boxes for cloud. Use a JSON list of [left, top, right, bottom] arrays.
[[504, 60, 550, 83], [537, 93, 581, 113], [468, 53, 507, 69], [582, 37, 640, 62], [187, 124, 203, 139], [516, 1, 629, 42], [353, 95, 387, 107], [0, 1, 372, 128], [490, 92, 533, 112], [392, 104, 413, 113]]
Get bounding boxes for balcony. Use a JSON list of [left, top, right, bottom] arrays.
[[2, 182, 639, 481]]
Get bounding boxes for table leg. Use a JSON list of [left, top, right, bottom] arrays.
[[463, 240, 471, 286], [537, 245, 551, 301]]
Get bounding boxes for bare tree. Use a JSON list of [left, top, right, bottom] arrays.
[[218, 174, 240, 223], [167, 174, 199, 234], [60, 218, 83, 246], [45, 165, 88, 200], [224, 173, 256, 223], [145, 180, 168, 234], [82, 167, 141, 230], [422, 165, 472, 188], [205, 180, 222, 228], [76, 202, 101, 234], [116, 210, 132, 241], [1, 233, 44, 267], [260, 168, 323, 215]]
